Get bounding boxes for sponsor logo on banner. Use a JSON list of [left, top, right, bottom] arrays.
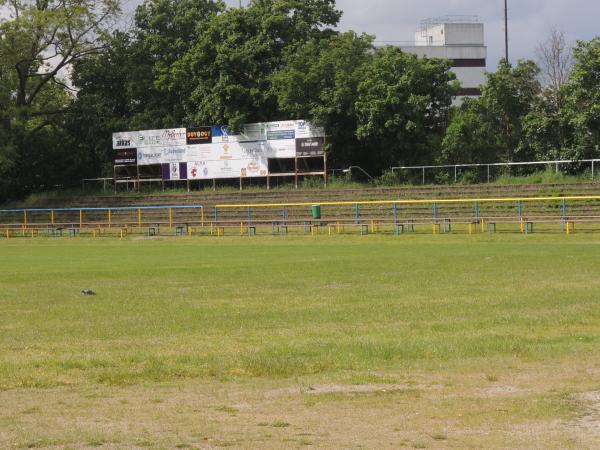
[[170, 162, 180, 180], [113, 131, 139, 149], [186, 127, 212, 145], [137, 150, 162, 165], [267, 129, 295, 140], [114, 148, 137, 165], [138, 128, 186, 148], [296, 137, 325, 156], [267, 139, 296, 158]]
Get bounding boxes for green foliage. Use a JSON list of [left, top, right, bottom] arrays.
[[169, 0, 341, 129], [374, 169, 403, 187], [0, 0, 120, 199], [272, 31, 374, 168], [565, 37, 600, 157], [442, 59, 541, 166], [355, 48, 458, 171]]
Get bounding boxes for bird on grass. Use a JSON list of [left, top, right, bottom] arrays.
[[81, 289, 96, 296]]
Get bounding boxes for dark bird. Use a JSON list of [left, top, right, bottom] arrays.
[[81, 289, 96, 296]]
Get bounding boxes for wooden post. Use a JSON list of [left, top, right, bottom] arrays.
[[51, 209, 55, 225], [323, 153, 328, 188], [294, 157, 298, 189]]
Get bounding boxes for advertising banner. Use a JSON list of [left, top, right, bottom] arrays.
[[267, 139, 296, 158], [187, 159, 242, 180], [296, 137, 325, 157], [162, 162, 188, 180], [295, 120, 324, 139], [137, 128, 187, 148], [112, 132, 138, 150], [211, 125, 242, 144], [137, 147, 187, 165], [186, 143, 214, 161], [114, 148, 137, 165], [186, 127, 212, 145]]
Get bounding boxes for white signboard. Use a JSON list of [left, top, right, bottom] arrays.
[[137, 147, 187, 165], [112, 131, 139, 149], [295, 120, 324, 139], [137, 128, 187, 148], [187, 160, 242, 180], [267, 139, 296, 158], [186, 144, 214, 161], [169, 162, 181, 180]]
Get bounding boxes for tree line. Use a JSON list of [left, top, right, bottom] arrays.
[[1, 0, 599, 199]]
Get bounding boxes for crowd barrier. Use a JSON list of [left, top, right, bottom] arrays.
[[2, 196, 600, 238]]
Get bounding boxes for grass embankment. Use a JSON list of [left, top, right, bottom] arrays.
[[1, 235, 600, 448], [7, 169, 598, 208]]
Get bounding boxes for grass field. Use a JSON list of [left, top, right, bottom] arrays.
[[2, 234, 600, 448]]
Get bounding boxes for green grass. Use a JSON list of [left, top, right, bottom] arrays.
[[1, 234, 600, 390]]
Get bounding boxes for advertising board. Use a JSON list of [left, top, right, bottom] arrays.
[[296, 137, 325, 157], [137, 128, 187, 148], [112, 131, 138, 150], [114, 148, 137, 165], [186, 127, 212, 145]]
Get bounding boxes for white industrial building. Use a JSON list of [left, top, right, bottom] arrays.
[[398, 16, 487, 103]]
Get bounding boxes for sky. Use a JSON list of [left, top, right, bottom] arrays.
[[123, 0, 600, 71]]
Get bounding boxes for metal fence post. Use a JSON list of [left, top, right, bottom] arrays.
[[355, 204, 359, 224]]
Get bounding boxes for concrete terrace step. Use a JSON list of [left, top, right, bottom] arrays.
[[20, 182, 600, 210]]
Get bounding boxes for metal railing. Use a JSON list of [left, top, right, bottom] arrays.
[[391, 159, 600, 184]]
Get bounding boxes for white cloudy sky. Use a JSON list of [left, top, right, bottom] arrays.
[[123, 0, 600, 71]]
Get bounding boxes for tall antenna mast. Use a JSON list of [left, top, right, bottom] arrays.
[[504, 0, 509, 63]]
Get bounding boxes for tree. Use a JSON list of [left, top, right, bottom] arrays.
[[168, 0, 341, 129], [442, 59, 542, 166], [0, 0, 120, 198], [272, 31, 374, 168], [536, 28, 573, 93], [441, 99, 500, 165], [354, 47, 458, 171], [565, 37, 600, 157]]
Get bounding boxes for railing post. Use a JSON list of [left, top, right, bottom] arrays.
[[282, 206, 287, 225], [487, 165, 491, 183], [137, 208, 141, 228], [593, 161, 595, 181], [422, 167, 425, 185], [51, 209, 55, 225], [108, 209, 112, 228], [169, 208, 173, 228], [517, 200, 523, 221], [23, 210, 27, 227], [474, 202, 480, 224], [214, 207, 218, 223], [248, 207, 252, 226], [355, 204, 359, 225], [454, 166, 457, 183], [80, 209, 83, 229], [433, 202, 438, 224], [393, 203, 398, 225]]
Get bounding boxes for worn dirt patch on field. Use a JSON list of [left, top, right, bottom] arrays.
[[573, 391, 600, 438]]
